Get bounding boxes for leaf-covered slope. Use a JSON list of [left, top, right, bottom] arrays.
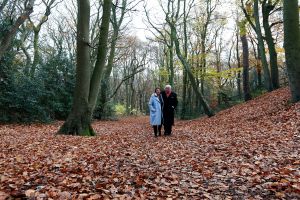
[[0, 87, 299, 199]]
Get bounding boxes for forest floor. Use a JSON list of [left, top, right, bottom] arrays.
[[0, 87, 300, 199]]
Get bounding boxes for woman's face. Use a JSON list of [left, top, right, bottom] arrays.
[[155, 88, 161, 95]]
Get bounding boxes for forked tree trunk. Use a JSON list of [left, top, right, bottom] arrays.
[[0, 0, 34, 59], [58, 0, 112, 136]]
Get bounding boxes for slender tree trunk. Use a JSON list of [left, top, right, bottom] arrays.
[[256, 45, 262, 88], [30, 30, 40, 77], [262, 2, 279, 89], [0, 0, 34, 59], [236, 30, 242, 99], [98, 0, 126, 119], [253, 0, 273, 91], [98, 28, 118, 118], [88, 0, 112, 111], [240, 23, 252, 101], [168, 21, 214, 117], [169, 34, 174, 87], [181, 0, 188, 119], [283, 0, 300, 102]]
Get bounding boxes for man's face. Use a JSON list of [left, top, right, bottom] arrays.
[[165, 87, 171, 94]]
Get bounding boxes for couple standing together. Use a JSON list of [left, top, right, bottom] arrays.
[[148, 85, 178, 137]]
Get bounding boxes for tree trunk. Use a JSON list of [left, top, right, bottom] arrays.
[[283, 0, 300, 102], [262, 1, 279, 89], [58, 0, 112, 136], [88, 0, 112, 111], [98, 0, 126, 118], [58, 0, 92, 136], [256, 45, 262, 88], [253, 0, 273, 91], [0, 0, 34, 59], [181, 0, 188, 119], [240, 24, 252, 101], [30, 30, 40, 77], [236, 30, 242, 99], [168, 34, 174, 87], [168, 21, 214, 117]]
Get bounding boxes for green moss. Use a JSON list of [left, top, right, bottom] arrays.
[[79, 127, 96, 136]]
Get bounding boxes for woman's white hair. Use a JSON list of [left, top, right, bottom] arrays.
[[165, 84, 172, 89]]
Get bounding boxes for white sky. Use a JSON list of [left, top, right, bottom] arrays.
[[31, 0, 236, 49]]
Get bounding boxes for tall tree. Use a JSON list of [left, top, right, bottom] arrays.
[[166, 0, 214, 117], [0, 0, 35, 59], [283, 0, 300, 102], [253, 0, 273, 91], [261, 0, 280, 89], [28, 0, 57, 77], [98, 0, 139, 119], [239, 20, 252, 101], [58, 0, 112, 136], [241, 0, 273, 91]]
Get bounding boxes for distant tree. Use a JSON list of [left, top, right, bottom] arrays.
[[239, 20, 252, 101], [0, 0, 35, 59]]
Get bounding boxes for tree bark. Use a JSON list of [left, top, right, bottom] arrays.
[[283, 0, 300, 102], [253, 0, 273, 91], [58, 0, 112, 136], [88, 0, 112, 110], [262, 0, 279, 89], [30, 30, 40, 76], [98, 0, 126, 119], [0, 0, 34, 59], [236, 29, 242, 99], [241, 35, 252, 101], [58, 0, 92, 135], [168, 20, 214, 117]]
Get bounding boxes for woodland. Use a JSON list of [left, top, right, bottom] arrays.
[[0, 0, 300, 199]]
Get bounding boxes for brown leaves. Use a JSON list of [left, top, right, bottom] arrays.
[[0, 88, 300, 199]]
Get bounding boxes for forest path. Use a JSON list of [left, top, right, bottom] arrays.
[[0, 87, 299, 199]]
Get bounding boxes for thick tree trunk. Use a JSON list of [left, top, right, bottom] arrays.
[[58, 0, 92, 136], [262, 2, 279, 89], [253, 0, 273, 91], [58, 101, 95, 136], [283, 0, 300, 102], [59, 0, 112, 136]]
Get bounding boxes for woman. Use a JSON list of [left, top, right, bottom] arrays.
[[149, 87, 163, 137]]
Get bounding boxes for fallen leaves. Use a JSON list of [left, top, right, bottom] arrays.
[[0, 87, 299, 199]]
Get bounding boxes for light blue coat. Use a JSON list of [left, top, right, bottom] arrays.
[[149, 93, 162, 125]]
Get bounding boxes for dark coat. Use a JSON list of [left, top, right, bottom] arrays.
[[161, 91, 178, 126]]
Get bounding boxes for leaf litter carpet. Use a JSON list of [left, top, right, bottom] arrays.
[[0, 87, 299, 199]]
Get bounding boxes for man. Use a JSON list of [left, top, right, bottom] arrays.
[[161, 85, 178, 135]]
